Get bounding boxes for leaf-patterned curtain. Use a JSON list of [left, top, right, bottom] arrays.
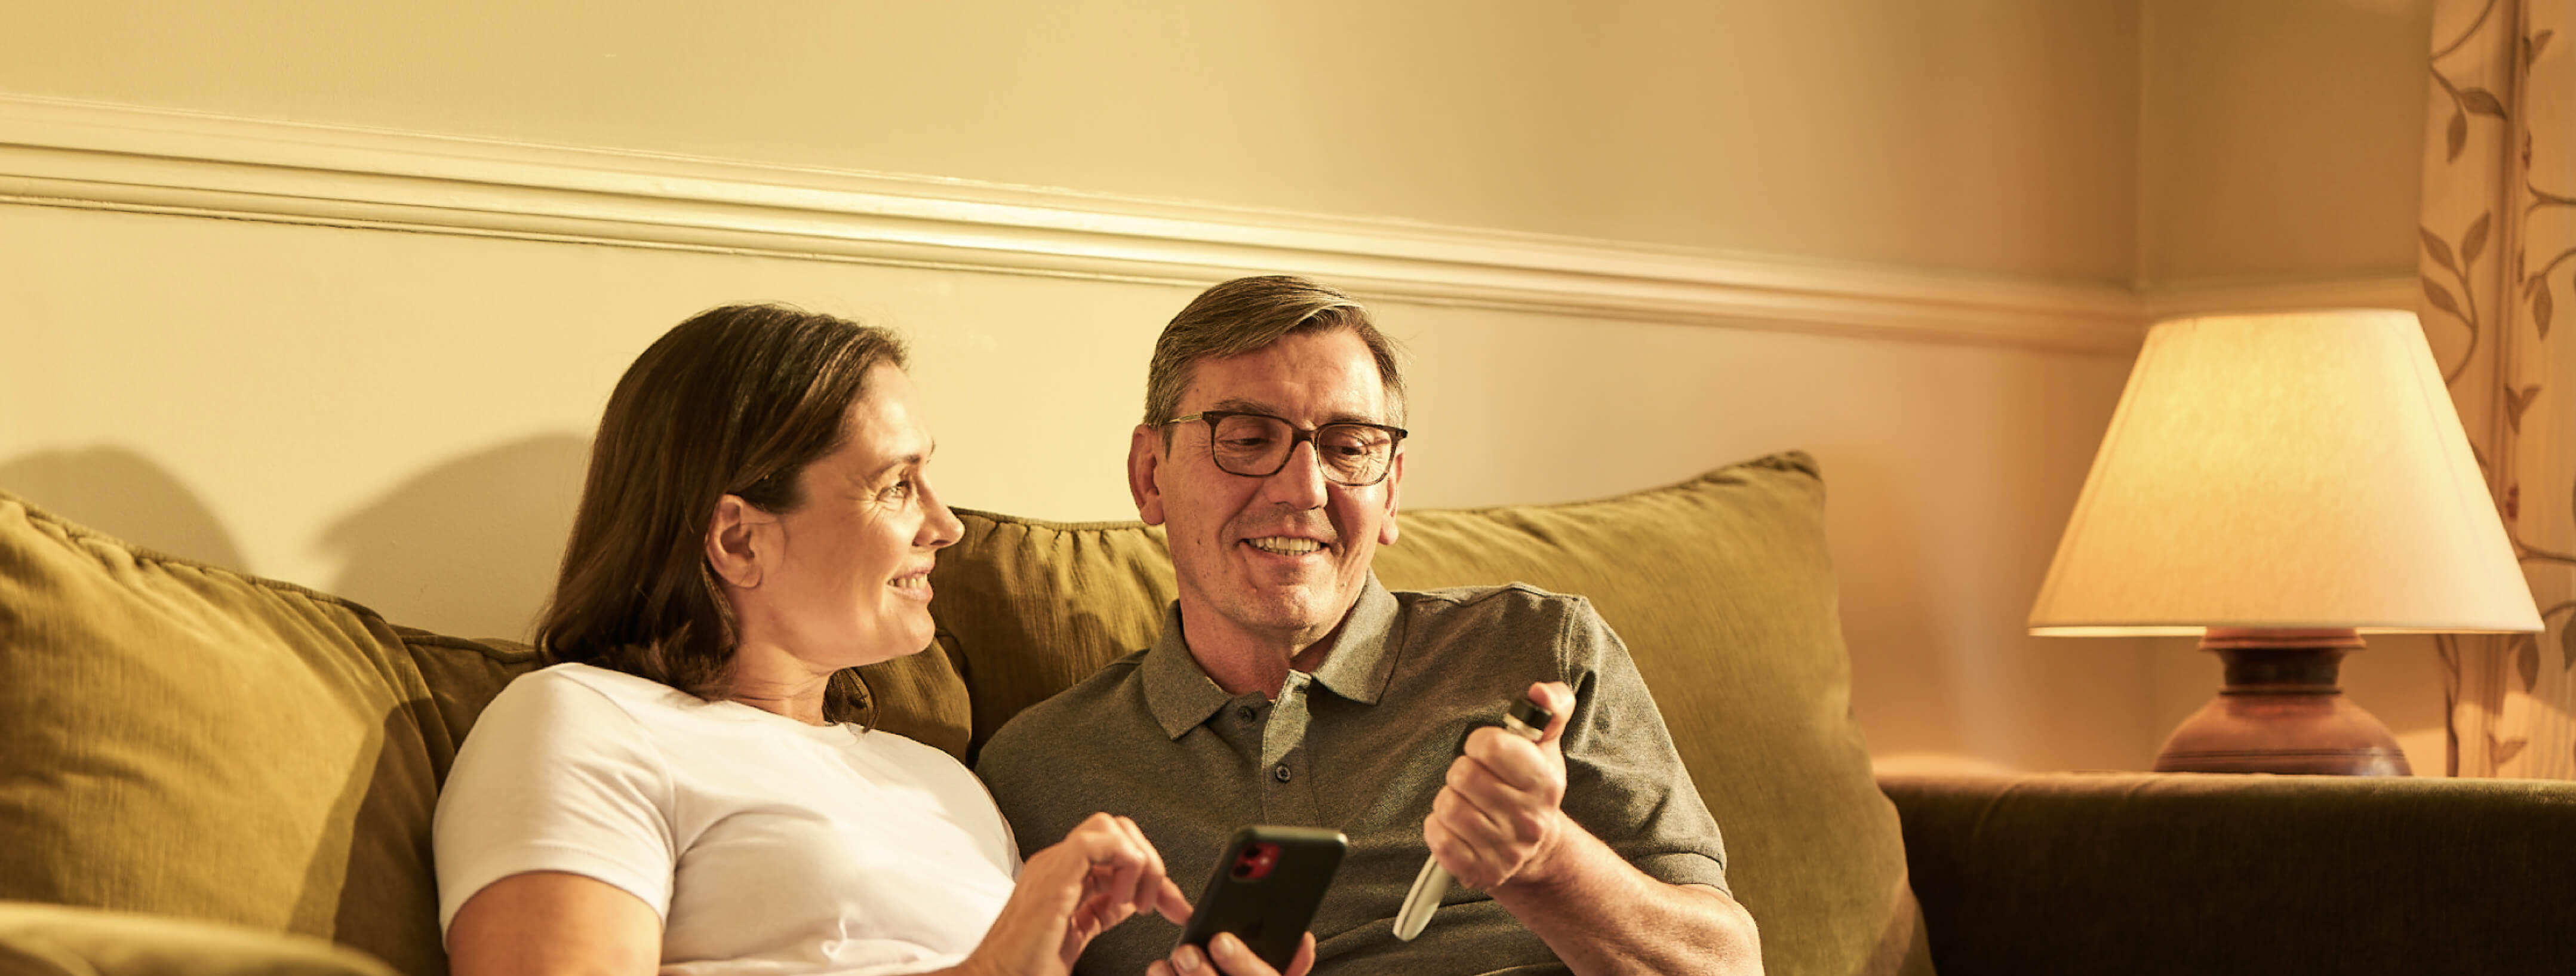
[[2420, 0, 2575, 777]]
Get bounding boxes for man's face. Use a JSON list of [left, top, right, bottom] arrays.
[[1129, 328, 1404, 655]]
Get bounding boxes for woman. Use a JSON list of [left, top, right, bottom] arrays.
[[432, 304, 1304, 976]]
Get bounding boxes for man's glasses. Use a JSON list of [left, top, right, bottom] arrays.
[[1162, 410, 1408, 487]]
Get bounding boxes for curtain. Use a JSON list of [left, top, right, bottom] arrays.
[[2421, 0, 2575, 778]]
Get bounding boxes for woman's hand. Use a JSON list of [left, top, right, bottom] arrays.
[[958, 811, 1191, 976]]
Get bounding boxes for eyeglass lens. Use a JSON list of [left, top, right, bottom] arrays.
[[1209, 414, 1397, 485]]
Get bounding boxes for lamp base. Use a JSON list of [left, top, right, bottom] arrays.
[[2151, 628, 2412, 776]]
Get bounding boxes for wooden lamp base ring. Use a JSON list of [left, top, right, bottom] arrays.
[[2151, 628, 2412, 776]]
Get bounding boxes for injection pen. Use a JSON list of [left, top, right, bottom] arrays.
[[1392, 697, 1554, 941]]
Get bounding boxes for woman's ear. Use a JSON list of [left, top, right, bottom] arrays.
[[705, 494, 775, 589]]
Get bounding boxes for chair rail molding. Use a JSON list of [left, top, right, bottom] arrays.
[[0, 94, 2396, 355]]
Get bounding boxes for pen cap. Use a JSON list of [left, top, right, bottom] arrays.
[[1505, 698, 1553, 735]]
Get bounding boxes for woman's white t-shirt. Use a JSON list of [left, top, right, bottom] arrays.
[[433, 663, 1020, 975]]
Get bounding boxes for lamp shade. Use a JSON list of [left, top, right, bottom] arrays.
[[2028, 309, 2541, 636]]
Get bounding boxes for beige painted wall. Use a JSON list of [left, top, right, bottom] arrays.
[[2139, 0, 2433, 287], [0, 1, 2457, 773], [0, 0, 2140, 281]]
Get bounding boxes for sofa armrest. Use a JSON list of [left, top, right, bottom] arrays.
[[0, 902, 401, 976], [1877, 772, 2576, 976]]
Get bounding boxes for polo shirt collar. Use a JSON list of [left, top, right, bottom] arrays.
[[1309, 576, 1398, 705], [1139, 575, 1402, 740], [1141, 605, 1232, 740]]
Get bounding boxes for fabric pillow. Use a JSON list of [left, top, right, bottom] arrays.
[[925, 451, 1932, 976], [0, 491, 530, 976], [925, 513, 1179, 756], [0, 491, 968, 976]]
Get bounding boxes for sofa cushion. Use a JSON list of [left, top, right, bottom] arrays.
[[0, 490, 974, 976], [925, 451, 1931, 976], [0, 901, 401, 976], [0, 491, 530, 976]]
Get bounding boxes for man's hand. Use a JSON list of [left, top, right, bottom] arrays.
[[1424, 681, 1578, 891], [1422, 681, 1762, 974], [1146, 931, 1316, 976]]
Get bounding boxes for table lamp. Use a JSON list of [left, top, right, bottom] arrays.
[[2028, 309, 2542, 775]]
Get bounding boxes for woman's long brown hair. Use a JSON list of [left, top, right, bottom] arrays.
[[537, 303, 903, 723]]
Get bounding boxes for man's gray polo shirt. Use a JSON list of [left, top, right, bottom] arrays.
[[976, 576, 1729, 976]]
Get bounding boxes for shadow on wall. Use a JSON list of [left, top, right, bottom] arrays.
[[0, 446, 250, 572], [321, 435, 589, 644]]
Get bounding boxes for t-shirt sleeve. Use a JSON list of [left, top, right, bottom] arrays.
[[1553, 597, 1733, 895], [432, 669, 680, 940]]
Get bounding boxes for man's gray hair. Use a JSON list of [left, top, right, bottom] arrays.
[[1143, 275, 1407, 431]]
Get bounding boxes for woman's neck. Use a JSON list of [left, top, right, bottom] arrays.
[[724, 641, 835, 725]]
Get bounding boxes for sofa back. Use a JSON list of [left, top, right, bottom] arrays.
[[0, 451, 1931, 976]]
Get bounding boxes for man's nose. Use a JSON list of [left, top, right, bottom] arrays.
[[1262, 440, 1330, 507]]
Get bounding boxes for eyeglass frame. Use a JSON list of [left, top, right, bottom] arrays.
[[1158, 410, 1410, 487]]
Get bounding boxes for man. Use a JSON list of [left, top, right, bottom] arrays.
[[977, 276, 1760, 976]]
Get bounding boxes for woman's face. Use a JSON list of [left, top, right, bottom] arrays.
[[745, 364, 963, 669]]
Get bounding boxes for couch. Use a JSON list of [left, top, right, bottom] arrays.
[[2, 451, 2570, 976]]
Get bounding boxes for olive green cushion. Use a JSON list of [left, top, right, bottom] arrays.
[[0, 901, 400, 976], [926, 451, 1932, 976], [0, 491, 533, 976]]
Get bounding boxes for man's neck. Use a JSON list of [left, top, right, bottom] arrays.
[[1177, 605, 1352, 699]]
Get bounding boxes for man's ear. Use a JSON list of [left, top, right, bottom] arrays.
[[705, 494, 777, 589], [1377, 448, 1404, 546], [1128, 424, 1168, 526]]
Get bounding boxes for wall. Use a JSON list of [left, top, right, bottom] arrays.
[[0, 0, 2140, 282], [0, 0, 2445, 774], [2140, 0, 2433, 288]]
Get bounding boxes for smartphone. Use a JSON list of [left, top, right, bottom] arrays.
[[1175, 825, 1347, 969]]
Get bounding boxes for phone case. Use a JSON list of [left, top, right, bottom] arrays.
[[1176, 825, 1348, 969]]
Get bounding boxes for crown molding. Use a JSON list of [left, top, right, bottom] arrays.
[[2141, 275, 2421, 321], [1, 94, 2393, 356]]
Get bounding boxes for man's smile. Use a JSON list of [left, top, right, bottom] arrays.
[[1244, 536, 1327, 556]]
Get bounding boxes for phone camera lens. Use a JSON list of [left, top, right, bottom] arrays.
[[1231, 842, 1280, 880]]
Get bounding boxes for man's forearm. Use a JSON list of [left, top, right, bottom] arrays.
[[1487, 824, 1761, 976]]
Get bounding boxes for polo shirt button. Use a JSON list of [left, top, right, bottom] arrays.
[[1273, 763, 1292, 783], [1236, 706, 1258, 723]]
